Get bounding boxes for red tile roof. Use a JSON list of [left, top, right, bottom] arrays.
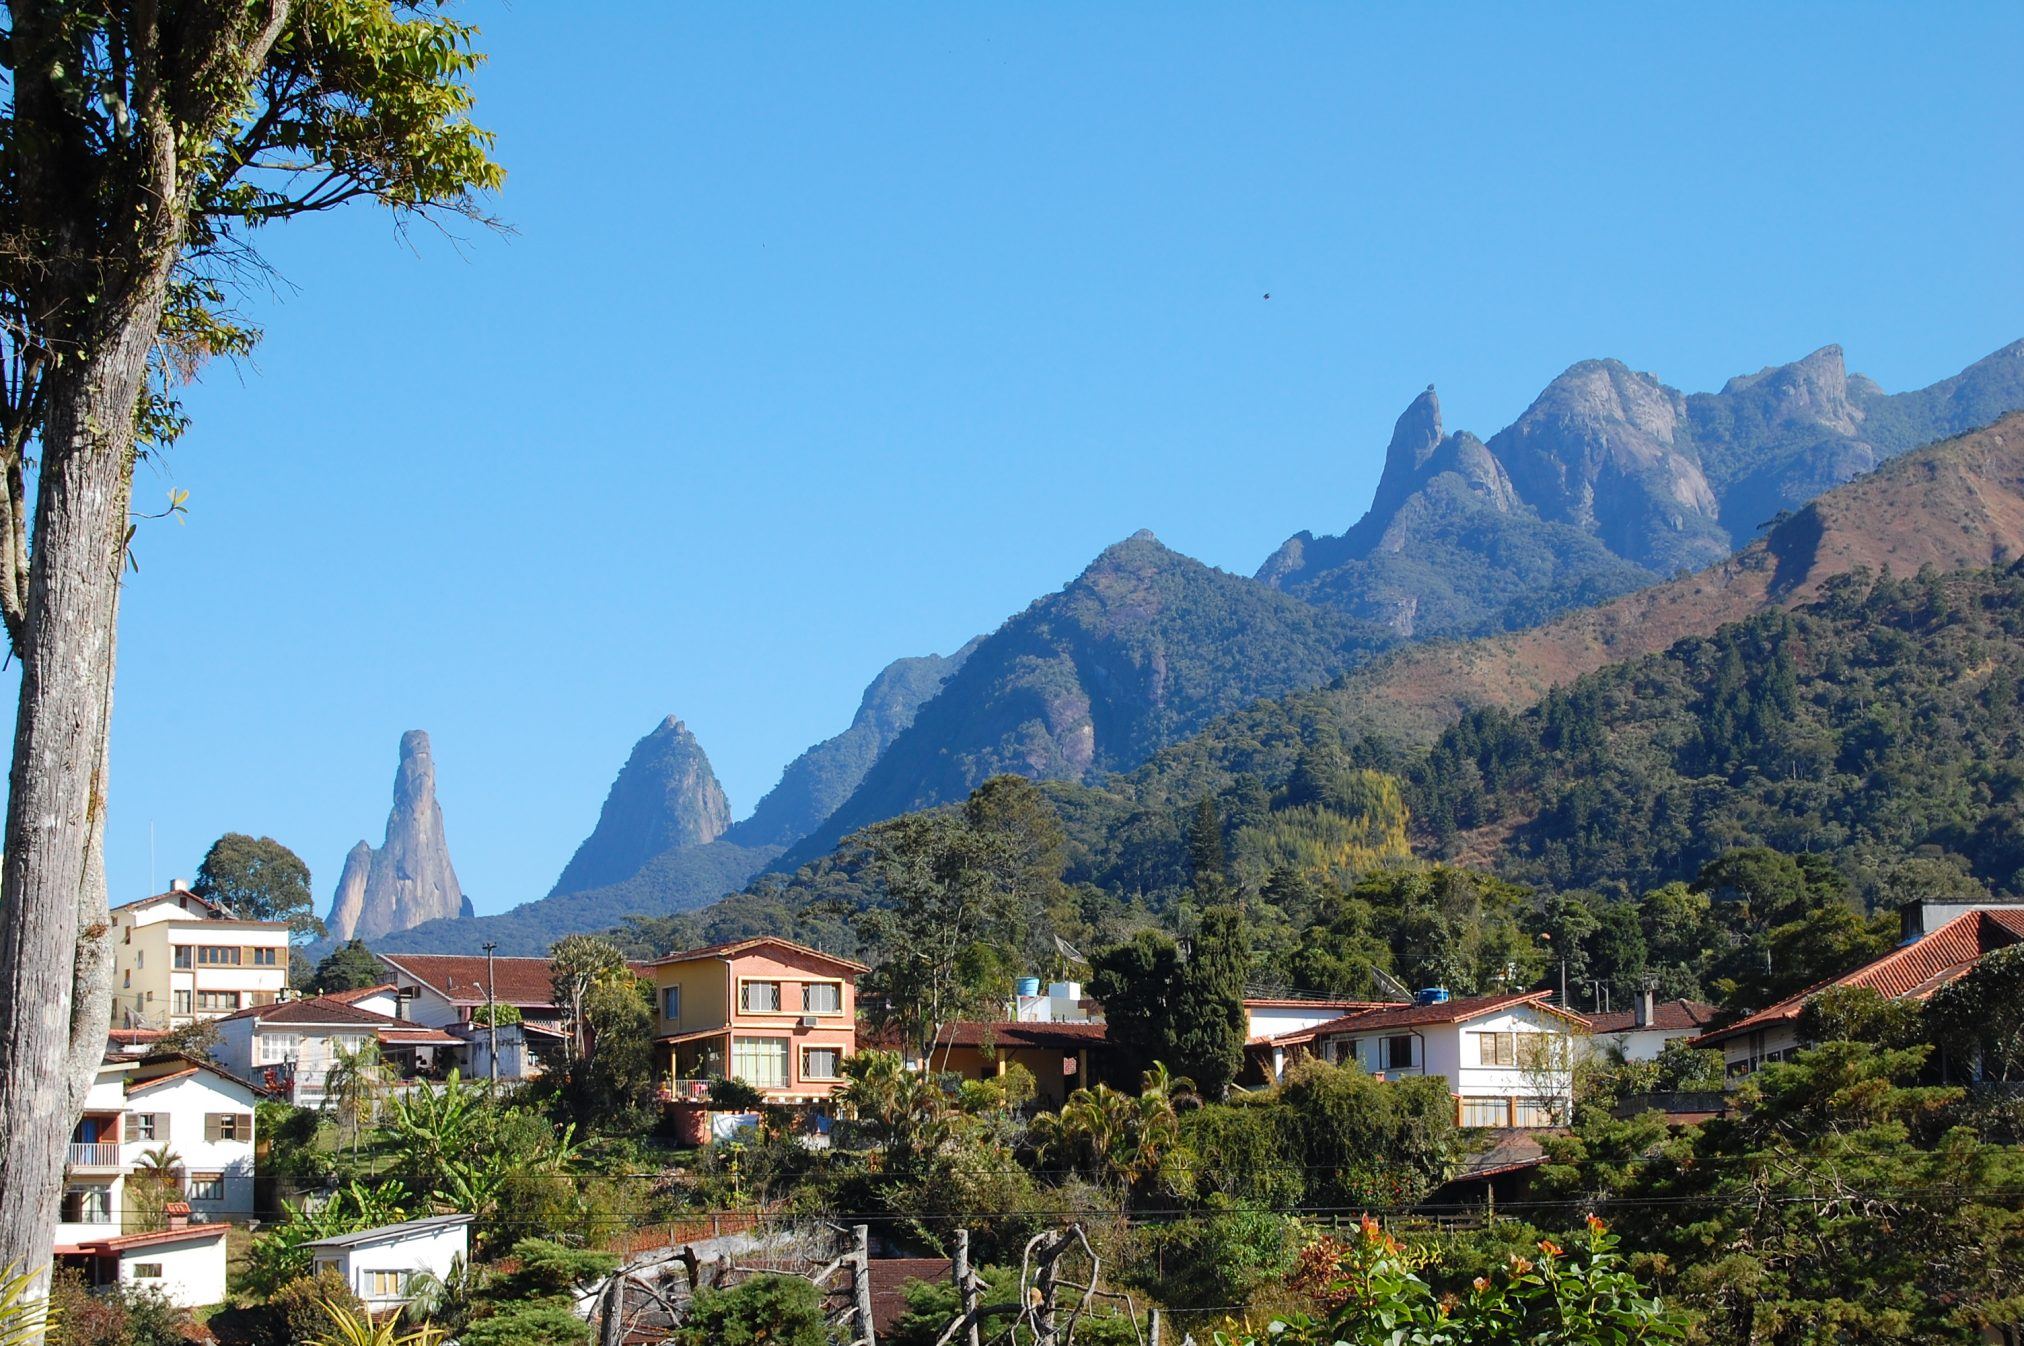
[[1263, 991, 1578, 1046], [1243, 997, 1390, 1011], [920, 1021, 1110, 1051], [322, 983, 397, 1004], [56, 1222, 231, 1256], [650, 936, 869, 974], [221, 995, 405, 1028], [1693, 909, 2024, 1047], [377, 953, 654, 1009], [1582, 999, 1721, 1035]]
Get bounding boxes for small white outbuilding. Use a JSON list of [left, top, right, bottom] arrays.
[[304, 1214, 473, 1308]]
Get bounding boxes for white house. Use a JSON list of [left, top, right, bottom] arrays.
[[1252, 990, 1586, 1128], [213, 993, 460, 1105], [1693, 907, 2024, 1078], [53, 1049, 254, 1308], [1580, 994, 1720, 1063], [306, 1214, 473, 1309], [1242, 996, 1388, 1043]]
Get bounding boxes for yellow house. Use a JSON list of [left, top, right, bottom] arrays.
[[648, 936, 867, 1105], [110, 886, 292, 1028]]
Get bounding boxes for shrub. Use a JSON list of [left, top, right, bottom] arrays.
[[459, 1300, 592, 1346], [267, 1270, 365, 1346], [673, 1275, 828, 1346], [47, 1273, 194, 1346], [708, 1076, 766, 1111]]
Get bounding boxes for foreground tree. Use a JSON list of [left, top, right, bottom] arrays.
[[0, 0, 500, 1304], [192, 832, 321, 938]]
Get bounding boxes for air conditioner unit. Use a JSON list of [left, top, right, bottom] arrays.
[[798, 1015, 821, 1029]]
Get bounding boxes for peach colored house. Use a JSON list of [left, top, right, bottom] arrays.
[[649, 937, 866, 1106]]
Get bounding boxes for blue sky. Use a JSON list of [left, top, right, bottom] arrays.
[[51, 3, 2024, 917]]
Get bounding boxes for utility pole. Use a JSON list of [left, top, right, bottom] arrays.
[[483, 941, 499, 1089]]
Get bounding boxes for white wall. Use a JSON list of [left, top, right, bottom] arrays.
[[315, 1223, 470, 1306], [1246, 1004, 1361, 1042], [126, 1071, 258, 1220], [119, 1233, 228, 1308], [1316, 1004, 1577, 1127]]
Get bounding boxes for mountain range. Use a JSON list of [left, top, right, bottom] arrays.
[[358, 337, 2024, 955]]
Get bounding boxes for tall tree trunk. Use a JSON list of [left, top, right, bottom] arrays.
[[0, 277, 161, 1298]]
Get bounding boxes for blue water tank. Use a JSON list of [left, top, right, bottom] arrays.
[[1414, 987, 1450, 1005], [1016, 977, 1042, 996]]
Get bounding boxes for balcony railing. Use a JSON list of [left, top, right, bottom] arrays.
[[67, 1143, 120, 1168]]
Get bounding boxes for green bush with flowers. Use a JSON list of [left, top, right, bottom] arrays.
[[1212, 1214, 1686, 1345]]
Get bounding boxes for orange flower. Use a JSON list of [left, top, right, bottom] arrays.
[[1510, 1256, 1533, 1275], [1538, 1239, 1563, 1258], [1472, 1276, 1491, 1294], [1586, 1213, 1607, 1235]]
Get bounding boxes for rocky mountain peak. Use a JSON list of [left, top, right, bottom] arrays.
[[1719, 344, 1862, 435], [548, 715, 732, 897], [325, 731, 467, 942]]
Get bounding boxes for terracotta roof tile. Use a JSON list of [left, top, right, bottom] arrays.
[[377, 954, 650, 1008], [650, 936, 869, 974], [221, 995, 405, 1028], [1582, 999, 1721, 1035], [1263, 991, 1578, 1046], [1694, 909, 2024, 1047]]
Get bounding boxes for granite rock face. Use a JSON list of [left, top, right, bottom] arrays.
[[325, 731, 467, 941], [1262, 338, 2024, 641], [549, 717, 732, 898]]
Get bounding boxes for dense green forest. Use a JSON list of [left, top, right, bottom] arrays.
[[623, 564, 2024, 1022]]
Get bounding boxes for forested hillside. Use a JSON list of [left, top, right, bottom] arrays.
[[1415, 564, 2024, 897]]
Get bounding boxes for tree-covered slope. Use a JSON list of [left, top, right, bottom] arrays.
[[1413, 563, 2024, 897]]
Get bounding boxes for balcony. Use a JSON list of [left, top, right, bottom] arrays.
[[66, 1142, 120, 1169]]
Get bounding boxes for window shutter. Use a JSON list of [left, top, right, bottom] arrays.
[[205, 1114, 221, 1143], [157, 1113, 170, 1144], [241, 1112, 254, 1141]]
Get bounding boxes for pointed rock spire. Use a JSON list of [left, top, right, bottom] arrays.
[[324, 731, 466, 941], [549, 717, 732, 897]]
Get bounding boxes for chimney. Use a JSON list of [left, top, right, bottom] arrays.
[[168, 878, 189, 893], [1634, 988, 1655, 1029], [165, 1201, 191, 1230]]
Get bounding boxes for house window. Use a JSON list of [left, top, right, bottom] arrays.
[[1473, 1032, 1516, 1067], [195, 991, 239, 1013], [205, 1113, 252, 1144], [1385, 1035, 1415, 1070], [173, 946, 192, 969], [62, 1187, 112, 1224], [1515, 1033, 1557, 1070], [196, 946, 241, 966], [1459, 1097, 1510, 1128], [731, 1037, 789, 1089], [130, 1263, 163, 1280], [252, 946, 278, 966], [172, 990, 192, 1016], [128, 1112, 162, 1142], [136, 950, 144, 969], [249, 991, 278, 1007], [802, 982, 842, 1014], [741, 981, 782, 1013], [258, 1033, 301, 1065], [1514, 1098, 1565, 1127], [366, 1270, 411, 1299], [662, 987, 681, 1023], [187, 1173, 224, 1203], [802, 1047, 841, 1080]]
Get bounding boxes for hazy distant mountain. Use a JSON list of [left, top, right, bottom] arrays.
[[1261, 338, 2024, 640], [781, 530, 1386, 866], [548, 717, 731, 897], [326, 731, 470, 941], [374, 645, 977, 955], [723, 641, 982, 849]]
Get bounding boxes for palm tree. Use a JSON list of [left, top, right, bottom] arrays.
[[126, 1145, 185, 1232], [1031, 1063, 1193, 1193], [324, 1039, 395, 1157]]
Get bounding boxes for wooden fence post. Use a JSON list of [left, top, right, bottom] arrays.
[[954, 1227, 980, 1346], [852, 1223, 878, 1346]]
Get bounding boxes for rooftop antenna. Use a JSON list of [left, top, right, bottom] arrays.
[[149, 821, 156, 895]]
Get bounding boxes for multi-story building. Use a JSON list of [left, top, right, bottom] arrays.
[[54, 1048, 255, 1307], [109, 884, 292, 1028], [650, 936, 865, 1106]]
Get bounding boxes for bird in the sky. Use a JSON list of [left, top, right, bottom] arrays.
[[1263, 293, 1272, 300]]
